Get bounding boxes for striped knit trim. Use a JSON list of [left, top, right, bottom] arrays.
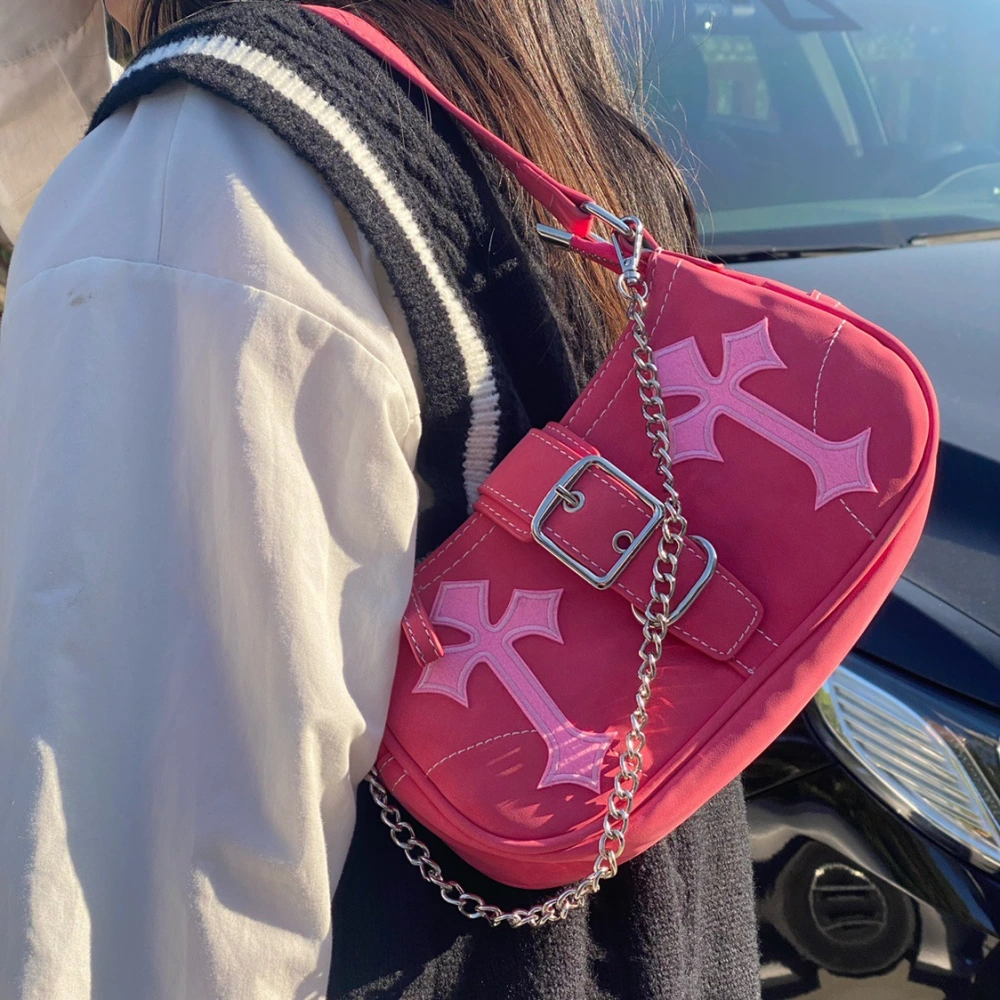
[[119, 32, 500, 511]]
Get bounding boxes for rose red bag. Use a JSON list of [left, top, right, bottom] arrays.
[[308, 7, 938, 923]]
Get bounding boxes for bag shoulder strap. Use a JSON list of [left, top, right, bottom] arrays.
[[301, 4, 598, 238]]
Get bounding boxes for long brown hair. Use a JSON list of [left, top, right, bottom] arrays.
[[126, 0, 697, 357]]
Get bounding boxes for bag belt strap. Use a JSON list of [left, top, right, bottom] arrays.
[[403, 424, 763, 666]]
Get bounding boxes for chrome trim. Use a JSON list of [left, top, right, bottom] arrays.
[[811, 664, 1000, 874], [612, 217, 644, 288], [554, 484, 585, 511], [530, 456, 664, 590]]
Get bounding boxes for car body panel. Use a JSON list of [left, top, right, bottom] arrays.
[[735, 242, 1000, 996], [738, 246, 1000, 705], [737, 241, 1000, 466], [746, 724, 1000, 997]]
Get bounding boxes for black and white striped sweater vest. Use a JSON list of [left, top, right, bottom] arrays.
[[91, 6, 760, 999], [91, 0, 579, 559]]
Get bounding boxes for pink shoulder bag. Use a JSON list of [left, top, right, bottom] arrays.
[[306, 6, 939, 927]]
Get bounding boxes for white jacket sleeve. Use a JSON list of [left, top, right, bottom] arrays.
[[0, 83, 421, 1000], [0, 1, 119, 242]]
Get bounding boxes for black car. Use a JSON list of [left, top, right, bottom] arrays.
[[634, 1, 1000, 995]]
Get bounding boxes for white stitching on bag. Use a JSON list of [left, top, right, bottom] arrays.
[[580, 257, 684, 437], [545, 424, 587, 450], [412, 602, 440, 649], [419, 526, 497, 592], [402, 595, 447, 666], [812, 320, 845, 429], [481, 504, 531, 538], [839, 499, 877, 540], [812, 320, 878, 541], [402, 615, 429, 666], [427, 730, 537, 774], [582, 375, 634, 439], [566, 326, 635, 429], [379, 754, 410, 793], [418, 518, 483, 575], [485, 487, 532, 517]]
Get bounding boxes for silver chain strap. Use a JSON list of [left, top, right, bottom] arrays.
[[365, 216, 688, 928]]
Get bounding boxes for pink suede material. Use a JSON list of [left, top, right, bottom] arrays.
[[656, 319, 876, 508], [414, 582, 612, 792], [381, 252, 937, 888]]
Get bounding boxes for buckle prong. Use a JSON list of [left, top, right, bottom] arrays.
[[554, 485, 585, 511]]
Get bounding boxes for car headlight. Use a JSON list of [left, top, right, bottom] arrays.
[[811, 656, 1000, 873]]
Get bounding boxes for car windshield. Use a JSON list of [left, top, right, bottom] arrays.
[[632, 0, 1000, 256]]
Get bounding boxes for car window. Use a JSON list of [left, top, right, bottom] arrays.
[[701, 35, 774, 123], [854, 21, 999, 151], [628, 0, 1000, 254]]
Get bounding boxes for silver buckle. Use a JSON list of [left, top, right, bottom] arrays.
[[629, 535, 718, 627], [530, 456, 665, 590]]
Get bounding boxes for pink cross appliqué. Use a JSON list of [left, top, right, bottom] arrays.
[[654, 319, 876, 508], [413, 581, 612, 792]]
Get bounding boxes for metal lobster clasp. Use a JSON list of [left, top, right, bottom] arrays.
[[611, 217, 645, 288]]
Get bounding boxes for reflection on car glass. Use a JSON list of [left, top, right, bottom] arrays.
[[640, 0, 1000, 254], [758, 0, 861, 33]]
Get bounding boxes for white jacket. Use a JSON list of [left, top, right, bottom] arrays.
[[0, 4, 421, 998]]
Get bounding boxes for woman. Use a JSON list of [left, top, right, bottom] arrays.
[[0, 2, 760, 997]]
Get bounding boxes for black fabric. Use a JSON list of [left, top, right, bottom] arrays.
[[333, 779, 760, 1000], [93, 5, 761, 998]]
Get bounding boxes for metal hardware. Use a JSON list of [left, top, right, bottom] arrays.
[[612, 530, 634, 555], [554, 484, 585, 512], [612, 217, 644, 288], [531, 456, 665, 590], [536, 223, 575, 248], [369, 214, 689, 928], [630, 535, 716, 628], [538, 206, 651, 275], [582, 201, 634, 236]]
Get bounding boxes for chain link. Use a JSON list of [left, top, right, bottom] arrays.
[[365, 215, 687, 928]]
